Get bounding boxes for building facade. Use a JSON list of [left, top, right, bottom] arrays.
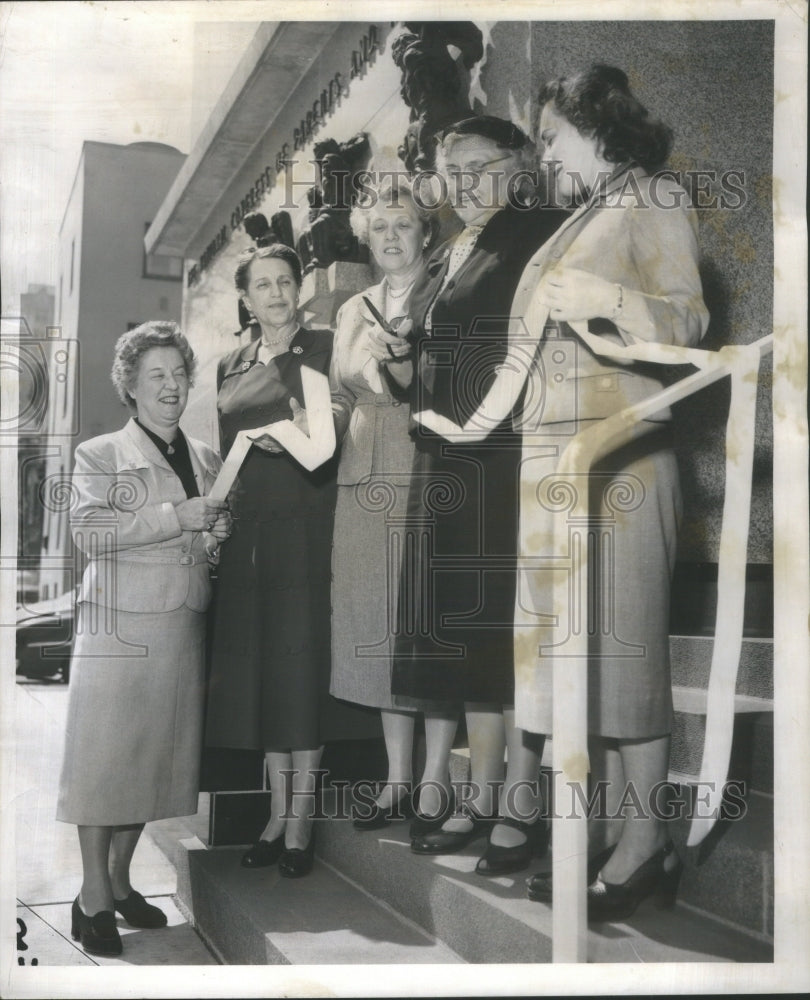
[[147, 18, 774, 577], [39, 141, 186, 599], [16, 285, 55, 601]]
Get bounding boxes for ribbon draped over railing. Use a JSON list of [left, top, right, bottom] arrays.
[[415, 293, 772, 962]]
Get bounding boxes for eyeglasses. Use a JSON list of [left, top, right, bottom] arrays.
[[442, 153, 515, 178]]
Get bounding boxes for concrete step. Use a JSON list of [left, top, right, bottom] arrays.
[[672, 789, 773, 939], [670, 707, 773, 794], [314, 809, 773, 963], [149, 802, 463, 965], [151, 800, 772, 966], [448, 739, 773, 938], [670, 635, 773, 701]]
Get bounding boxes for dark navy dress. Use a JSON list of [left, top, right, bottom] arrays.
[[205, 327, 367, 751], [392, 205, 568, 705]]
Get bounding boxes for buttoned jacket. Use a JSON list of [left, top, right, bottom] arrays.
[[330, 282, 415, 486], [512, 166, 709, 426], [70, 418, 221, 613]]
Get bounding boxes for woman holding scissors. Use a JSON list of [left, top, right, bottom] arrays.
[[329, 177, 459, 829], [392, 117, 568, 870]]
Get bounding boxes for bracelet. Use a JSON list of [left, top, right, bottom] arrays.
[[610, 283, 624, 321], [378, 350, 411, 366]]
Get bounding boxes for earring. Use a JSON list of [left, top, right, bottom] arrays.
[[423, 238, 430, 248]]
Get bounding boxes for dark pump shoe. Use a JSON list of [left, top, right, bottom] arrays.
[[411, 804, 497, 855], [113, 889, 167, 928], [408, 790, 456, 839], [526, 843, 617, 902], [475, 816, 549, 876], [71, 897, 122, 956], [353, 792, 414, 831], [587, 840, 682, 922], [241, 833, 285, 869], [278, 827, 316, 878]]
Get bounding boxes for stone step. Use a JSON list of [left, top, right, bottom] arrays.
[[151, 797, 772, 966], [669, 706, 773, 794], [314, 805, 773, 963], [447, 739, 772, 936], [148, 804, 463, 966], [670, 635, 773, 702]]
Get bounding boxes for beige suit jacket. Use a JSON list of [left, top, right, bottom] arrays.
[[70, 418, 221, 613], [512, 166, 709, 427]]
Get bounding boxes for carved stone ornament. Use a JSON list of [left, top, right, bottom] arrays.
[[296, 133, 371, 274], [391, 21, 484, 174]]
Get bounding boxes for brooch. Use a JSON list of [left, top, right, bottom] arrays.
[[292, 345, 303, 354], [240, 360, 252, 372]]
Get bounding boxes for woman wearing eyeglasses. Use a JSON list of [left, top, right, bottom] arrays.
[[392, 116, 568, 874]]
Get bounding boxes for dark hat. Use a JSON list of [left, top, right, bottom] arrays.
[[437, 115, 529, 149]]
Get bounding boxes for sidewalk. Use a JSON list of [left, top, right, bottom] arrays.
[[13, 678, 217, 967]]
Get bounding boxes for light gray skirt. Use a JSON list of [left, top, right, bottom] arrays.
[[514, 421, 681, 739], [56, 602, 205, 826], [330, 475, 412, 710]]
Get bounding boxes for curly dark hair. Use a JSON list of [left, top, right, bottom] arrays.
[[234, 243, 303, 293], [111, 321, 196, 410], [538, 64, 673, 173]]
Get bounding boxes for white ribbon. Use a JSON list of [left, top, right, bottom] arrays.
[[415, 305, 770, 846], [208, 365, 336, 502]]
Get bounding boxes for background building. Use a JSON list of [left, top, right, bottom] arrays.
[[39, 140, 186, 599], [16, 285, 55, 602]]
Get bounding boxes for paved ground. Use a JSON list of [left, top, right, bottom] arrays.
[[11, 677, 217, 968]]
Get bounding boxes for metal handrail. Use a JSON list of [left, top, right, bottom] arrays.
[[547, 333, 773, 962]]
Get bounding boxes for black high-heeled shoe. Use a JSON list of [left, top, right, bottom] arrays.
[[526, 843, 617, 902], [241, 833, 285, 869], [475, 816, 549, 876], [278, 825, 316, 878], [353, 789, 414, 830], [71, 897, 122, 956], [411, 803, 497, 855], [408, 788, 455, 839], [113, 889, 167, 928], [587, 840, 682, 922]]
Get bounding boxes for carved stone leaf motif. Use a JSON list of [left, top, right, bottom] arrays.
[[391, 21, 485, 174]]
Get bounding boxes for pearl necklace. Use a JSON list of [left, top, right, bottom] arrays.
[[261, 330, 296, 346], [385, 279, 415, 301]]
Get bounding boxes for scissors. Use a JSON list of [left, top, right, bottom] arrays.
[[362, 296, 409, 358]]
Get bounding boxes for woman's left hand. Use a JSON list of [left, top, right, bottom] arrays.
[[540, 267, 620, 323], [207, 510, 232, 541], [249, 431, 284, 453]]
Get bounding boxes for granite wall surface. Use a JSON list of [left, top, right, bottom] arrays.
[[492, 20, 774, 563]]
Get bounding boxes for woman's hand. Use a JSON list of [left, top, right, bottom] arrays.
[[368, 318, 413, 363], [207, 510, 232, 541], [175, 496, 229, 531], [248, 431, 284, 453], [289, 396, 308, 435], [248, 396, 308, 453], [540, 267, 620, 323]]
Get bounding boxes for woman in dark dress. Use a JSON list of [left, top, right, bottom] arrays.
[[393, 117, 568, 873], [205, 244, 349, 878]]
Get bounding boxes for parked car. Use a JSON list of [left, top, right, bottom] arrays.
[[16, 588, 76, 683]]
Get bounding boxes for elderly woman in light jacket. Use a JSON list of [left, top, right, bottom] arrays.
[[329, 178, 457, 828], [57, 322, 229, 956]]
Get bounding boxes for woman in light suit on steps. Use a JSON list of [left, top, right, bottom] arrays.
[[57, 321, 230, 956], [513, 64, 709, 919]]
